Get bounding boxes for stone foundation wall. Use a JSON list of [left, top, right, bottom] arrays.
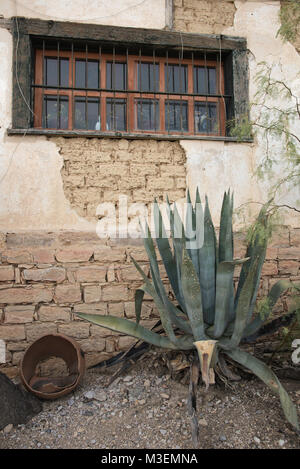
[[0, 227, 299, 378]]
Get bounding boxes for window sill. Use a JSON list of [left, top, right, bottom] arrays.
[[7, 128, 253, 143]]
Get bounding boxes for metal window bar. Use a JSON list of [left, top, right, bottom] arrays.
[[166, 49, 169, 134], [126, 47, 129, 133], [56, 40, 60, 129], [204, 51, 208, 137], [71, 41, 74, 130], [85, 42, 88, 130], [139, 47, 142, 131], [42, 39, 45, 128], [192, 51, 195, 134], [113, 46, 116, 131], [99, 44, 102, 132]]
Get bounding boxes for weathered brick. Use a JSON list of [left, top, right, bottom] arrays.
[[26, 323, 57, 342], [4, 305, 35, 324], [0, 286, 54, 304], [1, 249, 33, 264], [108, 302, 124, 317], [94, 246, 126, 263], [38, 305, 70, 322], [0, 325, 26, 341], [105, 337, 116, 353], [58, 322, 90, 339], [102, 285, 128, 302], [261, 262, 278, 276], [118, 335, 136, 350], [0, 265, 15, 282], [23, 267, 66, 283], [278, 260, 299, 276], [12, 351, 24, 366], [278, 247, 300, 260], [121, 265, 147, 281], [73, 302, 107, 315], [54, 284, 82, 303], [90, 324, 118, 338], [32, 249, 55, 264], [78, 337, 106, 353], [147, 176, 174, 190], [83, 285, 101, 303], [76, 266, 106, 283], [55, 248, 93, 263]]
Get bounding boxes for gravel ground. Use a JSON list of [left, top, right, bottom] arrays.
[[0, 351, 300, 449]]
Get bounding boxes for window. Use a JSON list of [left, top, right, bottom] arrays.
[[33, 44, 228, 136], [10, 18, 249, 140]]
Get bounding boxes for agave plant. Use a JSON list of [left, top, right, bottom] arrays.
[[77, 189, 299, 432]]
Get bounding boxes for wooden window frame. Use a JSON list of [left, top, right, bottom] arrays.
[[9, 17, 251, 141], [34, 49, 226, 136]]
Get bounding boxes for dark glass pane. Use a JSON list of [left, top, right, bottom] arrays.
[[74, 98, 100, 130], [60, 59, 69, 87], [194, 67, 216, 95], [106, 99, 126, 131], [45, 58, 69, 87], [136, 99, 159, 130], [106, 62, 127, 90], [87, 61, 99, 89], [137, 63, 159, 92], [165, 100, 188, 131], [165, 64, 187, 93], [43, 96, 68, 129], [194, 103, 218, 133], [75, 60, 85, 88], [45, 58, 58, 86]]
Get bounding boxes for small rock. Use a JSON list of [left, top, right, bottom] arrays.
[[254, 437, 261, 444], [219, 435, 227, 442], [95, 392, 107, 402], [123, 376, 132, 382], [68, 398, 75, 406], [144, 379, 151, 388], [160, 429, 167, 435], [3, 424, 13, 434], [83, 391, 95, 401], [279, 439, 285, 447], [199, 418, 208, 426], [160, 393, 170, 399], [138, 399, 146, 405]]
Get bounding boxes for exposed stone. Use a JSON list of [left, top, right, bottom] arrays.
[[4, 305, 35, 324], [38, 306, 70, 322], [25, 323, 57, 342], [0, 266, 15, 282], [76, 266, 106, 283], [278, 260, 299, 276], [118, 335, 136, 350], [94, 246, 126, 263], [83, 285, 101, 303], [0, 286, 54, 304], [58, 322, 90, 339], [54, 284, 82, 303], [108, 302, 124, 317], [73, 302, 107, 315], [55, 248, 93, 263], [1, 250, 33, 264], [102, 285, 128, 301], [0, 325, 26, 341], [32, 249, 55, 264], [23, 267, 66, 283], [78, 337, 106, 353]]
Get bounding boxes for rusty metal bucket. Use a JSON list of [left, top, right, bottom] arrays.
[[20, 333, 85, 400]]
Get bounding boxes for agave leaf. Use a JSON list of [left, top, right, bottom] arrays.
[[243, 279, 293, 338], [213, 258, 250, 339], [224, 348, 299, 431], [234, 201, 271, 317], [76, 313, 194, 350], [181, 248, 206, 341], [134, 287, 145, 325], [153, 199, 181, 305], [230, 260, 258, 348], [186, 189, 200, 279], [131, 256, 192, 335], [198, 196, 217, 325], [219, 190, 233, 263]]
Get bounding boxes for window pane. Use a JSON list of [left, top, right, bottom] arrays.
[[44, 58, 69, 87], [137, 63, 159, 92], [193, 67, 216, 95], [74, 98, 100, 130], [194, 103, 218, 133], [165, 64, 187, 93], [75, 60, 99, 89], [136, 99, 159, 130], [106, 99, 126, 131], [106, 62, 127, 90], [165, 100, 188, 131], [43, 96, 68, 129]]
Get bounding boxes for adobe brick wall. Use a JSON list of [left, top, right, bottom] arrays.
[[55, 138, 186, 221], [173, 0, 236, 34], [0, 227, 299, 378]]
